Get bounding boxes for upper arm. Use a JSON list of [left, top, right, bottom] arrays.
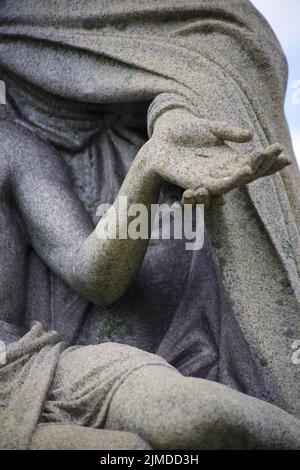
[[2, 120, 93, 284]]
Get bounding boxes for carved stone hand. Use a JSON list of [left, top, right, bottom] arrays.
[[146, 108, 290, 205]]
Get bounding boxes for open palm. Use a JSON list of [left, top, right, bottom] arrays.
[[149, 108, 289, 205]]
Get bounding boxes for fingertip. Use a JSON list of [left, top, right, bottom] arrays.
[[182, 188, 195, 199], [269, 143, 283, 156], [281, 157, 292, 167], [240, 165, 253, 177], [196, 187, 209, 205], [237, 129, 254, 143], [195, 187, 209, 197], [222, 126, 253, 143], [258, 143, 283, 160], [275, 155, 292, 170], [182, 188, 197, 205]]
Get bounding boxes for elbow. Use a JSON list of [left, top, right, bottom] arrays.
[[71, 252, 132, 306], [87, 288, 125, 307], [71, 272, 128, 306]]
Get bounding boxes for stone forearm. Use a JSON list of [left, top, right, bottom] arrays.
[[72, 144, 162, 305]]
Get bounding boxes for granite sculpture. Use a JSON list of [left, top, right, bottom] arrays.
[[0, 0, 300, 449]]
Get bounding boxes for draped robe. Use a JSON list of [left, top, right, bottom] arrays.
[[0, 0, 299, 433]]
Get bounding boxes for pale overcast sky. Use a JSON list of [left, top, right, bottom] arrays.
[[250, 0, 300, 167]]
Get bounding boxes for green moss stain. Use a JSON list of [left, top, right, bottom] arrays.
[[279, 278, 291, 295], [217, 255, 226, 279], [212, 239, 222, 250], [259, 357, 268, 368], [104, 322, 119, 339], [233, 190, 244, 202], [262, 126, 272, 141], [282, 328, 295, 339], [282, 239, 295, 259], [103, 316, 135, 341]]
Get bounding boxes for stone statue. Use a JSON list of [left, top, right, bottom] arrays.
[[0, 0, 300, 449]]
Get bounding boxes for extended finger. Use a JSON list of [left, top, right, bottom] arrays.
[[206, 165, 253, 194], [195, 187, 210, 205], [263, 155, 292, 177], [201, 119, 254, 143], [182, 187, 210, 206], [182, 188, 197, 206], [250, 143, 283, 177]]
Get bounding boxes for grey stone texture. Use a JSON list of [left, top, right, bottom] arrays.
[[0, 0, 299, 449]]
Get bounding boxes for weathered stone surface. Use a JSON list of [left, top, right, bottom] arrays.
[[30, 425, 152, 450], [0, 0, 299, 449]]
